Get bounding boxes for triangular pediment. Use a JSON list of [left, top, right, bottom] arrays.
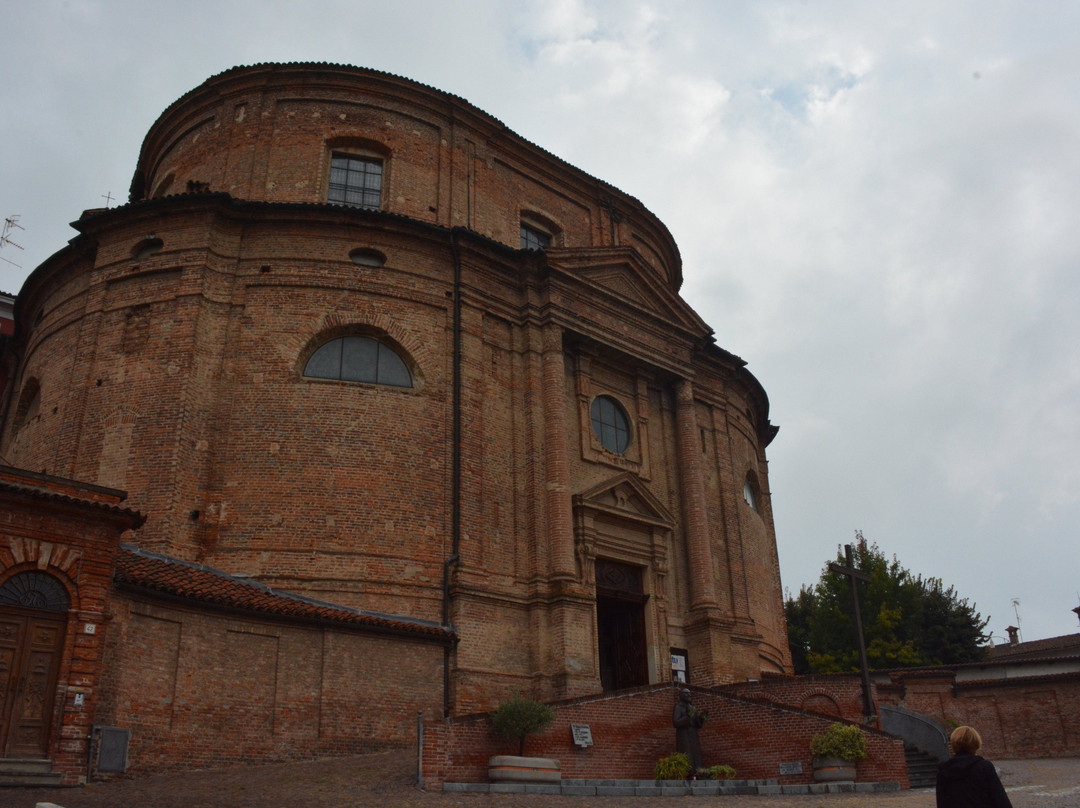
[[573, 472, 674, 528], [545, 246, 711, 336], [582, 265, 651, 307]]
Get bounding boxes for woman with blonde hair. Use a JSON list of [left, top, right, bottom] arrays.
[[936, 725, 1012, 807]]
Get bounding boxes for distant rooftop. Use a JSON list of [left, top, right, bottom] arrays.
[[989, 632, 1080, 662]]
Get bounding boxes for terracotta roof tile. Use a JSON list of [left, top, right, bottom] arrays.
[[114, 545, 455, 643]]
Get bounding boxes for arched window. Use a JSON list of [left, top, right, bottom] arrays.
[[132, 237, 163, 260], [13, 378, 41, 430], [590, 395, 630, 454], [304, 336, 412, 387], [0, 571, 71, 611]]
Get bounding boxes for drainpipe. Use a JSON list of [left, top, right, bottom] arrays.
[[442, 229, 463, 717]]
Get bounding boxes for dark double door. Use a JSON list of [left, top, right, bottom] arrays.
[[0, 610, 66, 758]]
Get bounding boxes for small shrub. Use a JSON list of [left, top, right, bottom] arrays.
[[654, 752, 692, 781], [810, 722, 868, 761], [701, 764, 737, 780], [490, 696, 555, 756]]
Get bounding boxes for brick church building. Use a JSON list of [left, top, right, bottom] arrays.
[[0, 63, 790, 783]]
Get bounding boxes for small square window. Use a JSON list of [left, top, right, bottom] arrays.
[[328, 154, 383, 209]]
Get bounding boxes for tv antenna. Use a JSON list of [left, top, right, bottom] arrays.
[[1, 215, 24, 269], [1011, 598, 1023, 642]]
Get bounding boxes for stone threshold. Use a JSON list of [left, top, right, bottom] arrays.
[[443, 778, 902, 796]]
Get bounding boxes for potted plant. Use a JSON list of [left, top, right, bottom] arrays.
[[487, 696, 560, 783], [654, 752, 692, 781], [810, 722, 868, 782]]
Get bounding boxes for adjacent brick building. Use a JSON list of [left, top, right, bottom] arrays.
[[0, 63, 791, 781]]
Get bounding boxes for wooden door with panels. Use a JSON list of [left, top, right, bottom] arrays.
[[0, 572, 70, 759]]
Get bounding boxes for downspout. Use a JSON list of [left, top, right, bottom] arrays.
[[442, 228, 463, 717]]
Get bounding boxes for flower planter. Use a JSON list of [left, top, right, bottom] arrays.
[[812, 756, 856, 782], [488, 755, 561, 783]]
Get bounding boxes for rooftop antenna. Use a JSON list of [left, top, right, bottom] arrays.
[[1011, 598, 1023, 642], [1, 215, 24, 269]]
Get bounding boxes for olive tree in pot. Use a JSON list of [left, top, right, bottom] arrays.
[[487, 696, 560, 783], [810, 722, 868, 782]]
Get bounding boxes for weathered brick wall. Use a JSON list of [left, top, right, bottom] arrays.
[[97, 591, 446, 773], [725, 673, 867, 721], [422, 684, 907, 789], [877, 670, 1080, 759], [736, 669, 1080, 760]]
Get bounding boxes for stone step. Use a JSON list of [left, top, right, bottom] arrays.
[[0, 758, 63, 787], [0, 758, 55, 775], [443, 778, 902, 797], [904, 745, 940, 789]]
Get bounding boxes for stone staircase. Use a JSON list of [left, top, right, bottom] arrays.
[[0, 758, 63, 787], [904, 744, 940, 789]]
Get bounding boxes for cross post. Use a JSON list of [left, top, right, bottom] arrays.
[[828, 543, 875, 719]]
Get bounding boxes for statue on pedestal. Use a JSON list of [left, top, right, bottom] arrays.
[[672, 688, 707, 771]]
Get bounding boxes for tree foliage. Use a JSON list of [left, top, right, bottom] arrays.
[[785, 536, 990, 674], [491, 696, 555, 756]]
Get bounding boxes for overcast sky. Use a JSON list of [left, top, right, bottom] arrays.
[[2, 1, 1078, 644]]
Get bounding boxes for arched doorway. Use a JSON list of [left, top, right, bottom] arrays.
[[0, 571, 71, 758]]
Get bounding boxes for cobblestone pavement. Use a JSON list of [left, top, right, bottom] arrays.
[[12, 751, 1080, 808]]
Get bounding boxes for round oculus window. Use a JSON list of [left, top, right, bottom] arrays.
[[590, 395, 630, 454]]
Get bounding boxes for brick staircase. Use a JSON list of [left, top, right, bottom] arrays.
[[904, 744, 939, 789], [0, 758, 64, 787]]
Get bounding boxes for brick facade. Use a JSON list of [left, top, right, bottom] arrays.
[[0, 63, 792, 776], [0, 467, 144, 784]]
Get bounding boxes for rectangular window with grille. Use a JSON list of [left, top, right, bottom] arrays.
[[328, 154, 383, 209]]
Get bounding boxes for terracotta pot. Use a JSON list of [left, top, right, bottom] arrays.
[[812, 756, 856, 782], [487, 755, 561, 783]]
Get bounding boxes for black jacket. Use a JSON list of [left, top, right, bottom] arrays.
[[936, 753, 1012, 808]]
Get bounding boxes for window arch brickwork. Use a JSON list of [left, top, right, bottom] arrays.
[[293, 313, 427, 390]]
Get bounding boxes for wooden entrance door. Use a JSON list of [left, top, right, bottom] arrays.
[[0, 571, 71, 760], [0, 611, 66, 758], [597, 596, 648, 691], [595, 559, 649, 692]]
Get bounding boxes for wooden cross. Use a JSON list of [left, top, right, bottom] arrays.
[[829, 543, 875, 718]]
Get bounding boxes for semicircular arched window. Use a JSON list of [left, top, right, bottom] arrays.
[[0, 571, 71, 611], [590, 394, 631, 454], [304, 336, 412, 388]]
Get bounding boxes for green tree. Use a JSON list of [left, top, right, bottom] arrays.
[[785, 535, 990, 674], [491, 696, 555, 756]]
